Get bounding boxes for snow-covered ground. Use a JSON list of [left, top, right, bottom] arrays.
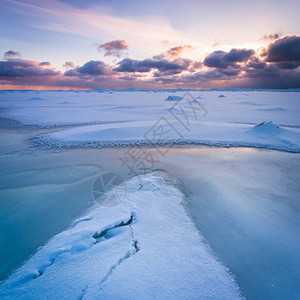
[[0, 90, 300, 299], [1, 90, 300, 152], [38, 120, 300, 152], [0, 174, 243, 300]]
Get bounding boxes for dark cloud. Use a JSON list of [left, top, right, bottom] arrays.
[[275, 62, 300, 69], [114, 57, 192, 73], [64, 69, 80, 76], [264, 35, 300, 62], [0, 59, 60, 77], [242, 67, 300, 89], [79, 60, 111, 75], [39, 61, 51, 66], [152, 67, 242, 86], [63, 61, 75, 69], [192, 61, 203, 69], [113, 58, 151, 73], [218, 68, 241, 77], [247, 57, 267, 70], [244, 64, 281, 79], [204, 48, 255, 68], [97, 40, 128, 58], [259, 33, 282, 41], [4, 50, 21, 59], [153, 69, 183, 77], [65, 60, 111, 76], [183, 68, 241, 82]]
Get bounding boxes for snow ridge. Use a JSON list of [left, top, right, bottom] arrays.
[[0, 174, 244, 300]]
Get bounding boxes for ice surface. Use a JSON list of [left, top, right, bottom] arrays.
[[0, 174, 243, 300], [157, 147, 300, 300], [1, 90, 299, 152]]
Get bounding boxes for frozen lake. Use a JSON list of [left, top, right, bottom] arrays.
[[1, 125, 300, 299], [158, 147, 300, 300]]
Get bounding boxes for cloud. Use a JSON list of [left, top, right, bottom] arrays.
[[242, 66, 300, 89], [246, 57, 267, 70], [264, 35, 300, 62], [65, 60, 111, 76], [204, 48, 255, 69], [114, 57, 192, 73], [244, 64, 281, 79], [2, 36, 300, 90], [153, 45, 194, 61], [0, 59, 60, 77], [161, 40, 170, 45], [78, 60, 111, 75], [63, 61, 75, 69], [274, 62, 300, 69], [166, 45, 193, 57], [259, 33, 282, 41], [39, 61, 51, 66], [4, 50, 21, 59], [153, 69, 184, 77], [192, 61, 203, 69], [113, 58, 150, 73], [154, 68, 241, 84], [97, 40, 129, 58]]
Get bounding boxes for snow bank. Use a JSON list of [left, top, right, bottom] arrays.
[[38, 120, 300, 152], [0, 174, 243, 300]]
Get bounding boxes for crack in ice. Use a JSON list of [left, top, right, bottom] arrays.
[[82, 214, 140, 298]]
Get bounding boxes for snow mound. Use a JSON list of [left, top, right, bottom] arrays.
[[165, 95, 182, 101], [253, 121, 280, 132], [0, 174, 243, 300], [190, 99, 201, 105]]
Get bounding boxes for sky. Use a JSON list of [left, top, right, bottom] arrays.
[[0, 0, 300, 90]]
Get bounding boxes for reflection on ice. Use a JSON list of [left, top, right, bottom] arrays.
[[159, 147, 300, 300]]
